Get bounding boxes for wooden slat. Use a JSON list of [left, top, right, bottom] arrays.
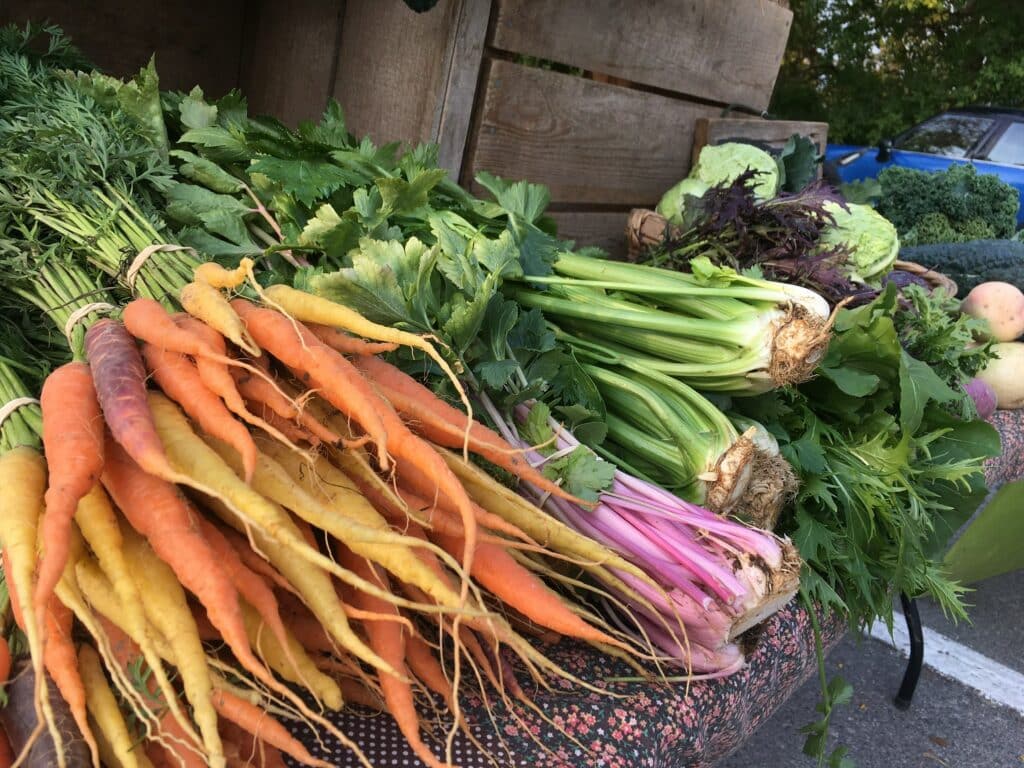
[[434, 0, 492, 176], [239, 0, 343, 126], [691, 117, 829, 165], [0, 0, 244, 94], [465, 60, 719, 205], [549, 211, 630, 257], [332, 0, 461, 149], [491, 0, 793, 111]]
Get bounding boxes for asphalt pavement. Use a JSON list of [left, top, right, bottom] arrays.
[[719, 570, 1024, 768]]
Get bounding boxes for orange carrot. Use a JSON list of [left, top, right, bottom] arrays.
[[142, 343, 258, 482], [354, 354, 582, 502], [101, 437, 274, 693], [191, 514, 303, 683], [174, 316, 311, 452], [404, 631, 452, 706], [34, 362, 105, 628], [431, 527, 622, 647], [306, 324, 398, 356], [336, 678, 385, 712], [243, 399, 319, 446], [215, 526, 297, 597], [231, 300, 391, 466], [85, 318, 171, 477], [42, 596, 98, 765], [210, 688, 331, 768], [99, 616, 205, 768], [336, 550, 450, 768], [220, 720, 288, 768], [230, 367, 339, 445], [396, 467, 533, 542], [0, 727, 12, 768], [122, 298, 238, 367]]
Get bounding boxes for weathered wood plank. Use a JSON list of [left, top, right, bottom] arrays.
[[332, 0, 461, 149], [239, 0, 343, 126], [549, 210, 630, 257], [491, 0, 793, 111], [465, 60, 719, 205], [0, 0, 244, 94], [434, 0, 492, 176], [691, 117, 829, 165]]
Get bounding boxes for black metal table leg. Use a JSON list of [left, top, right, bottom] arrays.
[[894, 593, 923, 709]]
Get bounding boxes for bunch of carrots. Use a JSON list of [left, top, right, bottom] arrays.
[[0, 261, 674, 768]]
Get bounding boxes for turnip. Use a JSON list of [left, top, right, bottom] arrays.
[[965, 378, 998, 419], [961, 281, 1024, 341], [976, 342, 1024, 409]]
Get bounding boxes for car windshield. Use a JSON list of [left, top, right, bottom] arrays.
[[896, 113, 994, 157], [985, 122, 1024, 166]]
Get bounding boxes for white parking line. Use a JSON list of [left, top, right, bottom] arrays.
[[867, 613, 1024, 715]]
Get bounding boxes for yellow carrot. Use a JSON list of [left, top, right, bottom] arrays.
[[207, 438, 462, 608], [0, 447, 64, 766], [78, 643, 145, 768], [120, 527, 224, 768], [238, 601, 342, 710], [179, 280, 260, 356], [201, 495, 397, 678], [147, 393, 446, 618], [74, 484, 195, 743]]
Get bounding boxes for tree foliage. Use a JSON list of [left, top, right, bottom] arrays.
[[772, 1, 1024, 143]]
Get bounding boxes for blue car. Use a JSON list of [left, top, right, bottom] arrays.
[[825, 107, 1024, 225]]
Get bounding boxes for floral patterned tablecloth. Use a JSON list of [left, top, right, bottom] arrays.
[[293, 601, 846, 768], [290, 410, 1022, 767]]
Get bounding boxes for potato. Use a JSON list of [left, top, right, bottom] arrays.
[[961, 281, 1024, 341], [977, 342, 1024, 409]]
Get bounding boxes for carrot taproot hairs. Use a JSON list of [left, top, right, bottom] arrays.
[[142, 343, 258, 482], [230, 299, 391, 468], [85, 318, 173, 478], [354, 354, 583, 503], [230, 367, 339, 445], [34, 361, 105, 661]]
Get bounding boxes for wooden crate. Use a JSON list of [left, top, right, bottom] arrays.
[[1, 0, 795, 254], [338, 0, 794, 254], [692, 117, 829, 164]]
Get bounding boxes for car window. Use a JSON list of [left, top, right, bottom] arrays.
[[896, 114, 994, 157], [985, 122, 1024, 166]]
